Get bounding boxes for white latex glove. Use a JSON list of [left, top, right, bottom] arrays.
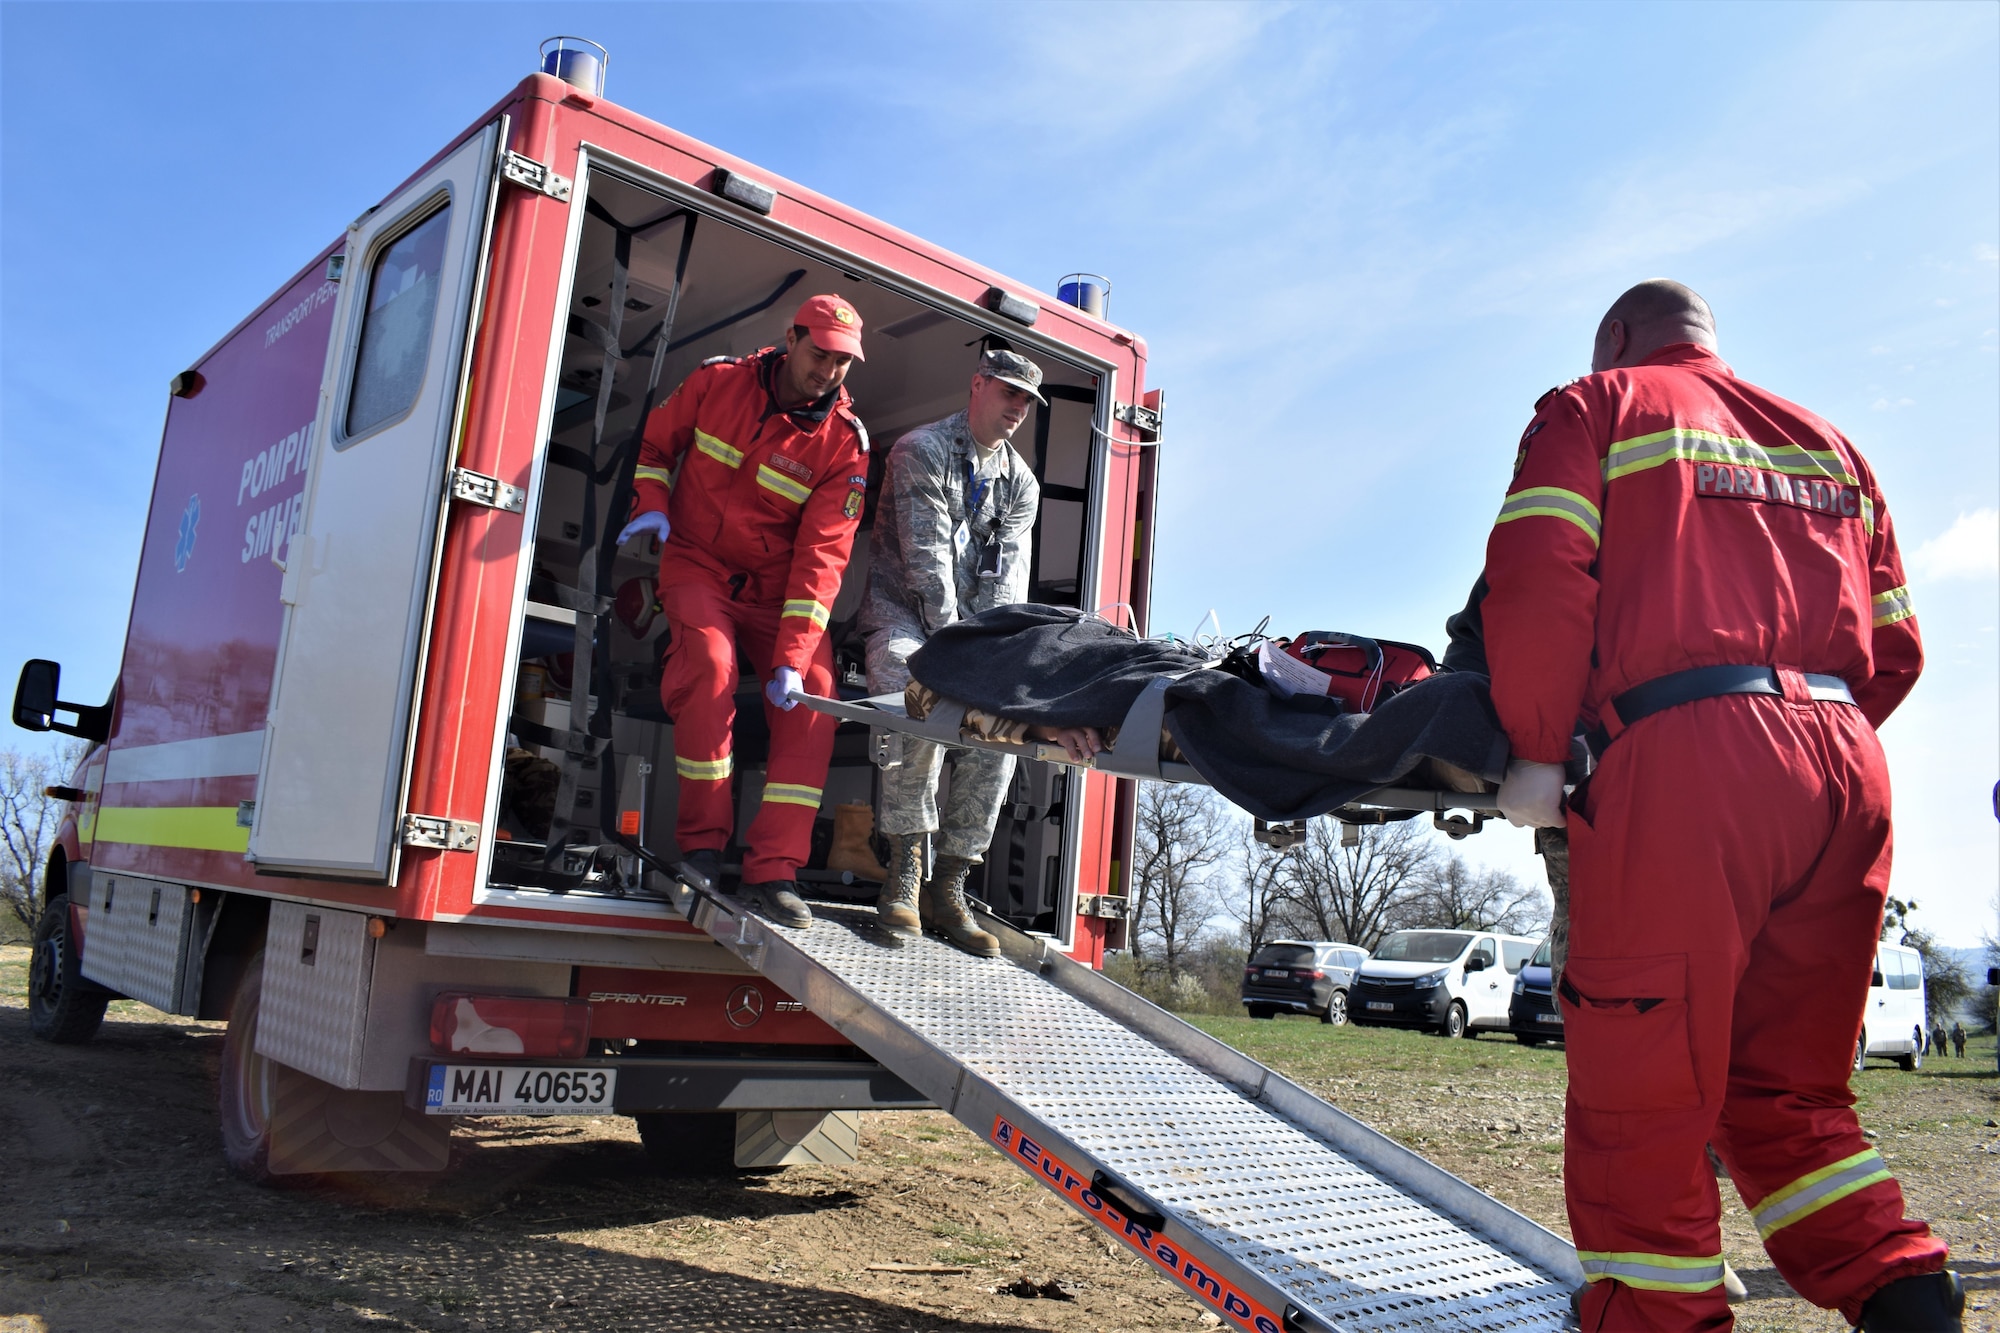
[[766, 666, 803, 712], [1497, 759, 1567, 828], [617, 510, 670, 546]]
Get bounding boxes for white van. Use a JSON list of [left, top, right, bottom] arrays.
[[1349, 930, 1540, 1038], [1856, 943, 1928, 1072]]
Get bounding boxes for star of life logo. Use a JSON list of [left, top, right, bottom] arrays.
[[174, 494, 201, 572]]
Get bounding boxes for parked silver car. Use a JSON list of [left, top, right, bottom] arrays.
[[1240, 941, 1370, 1025]]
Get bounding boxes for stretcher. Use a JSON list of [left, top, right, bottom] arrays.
[[792, 677, 1504, 830]]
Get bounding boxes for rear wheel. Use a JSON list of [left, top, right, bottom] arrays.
[[1852, 1030, 1868, 1075], [218, 951, 296, 1185], [1321, 990, 1348, 1026], [28, 896, 108, 1044], [636, 1112, 756, 1177], [1898, 1027, 1923, 1072], [1442, 1001, 1469, 1040]]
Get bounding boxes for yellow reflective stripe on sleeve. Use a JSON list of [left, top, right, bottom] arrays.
[[1494, 486, 1602, 545], [762, 782, 824, 809], [1577, 1251, 1725, 1293], [695, 430, 744, 468], [94, 805, 250, 853], [756, 463, 812, 505], [1870, 585, 1914, 628], [633, 465, 673, 489], [1859, 493, 1875, 537], [781, 599, 831, 628], [1603, 428, 1857, 487], [675, 754, 733, 782], [1752, 1149, 1893, 1239]]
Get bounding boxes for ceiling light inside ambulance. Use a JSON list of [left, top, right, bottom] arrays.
[[431, 992, 591, 1059], [539, 36, 608, 97]]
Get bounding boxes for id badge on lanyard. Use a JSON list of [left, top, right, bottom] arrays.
[[956, 458, 993, 559]]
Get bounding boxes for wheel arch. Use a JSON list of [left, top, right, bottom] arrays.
[[198, 893, 272, 1022]]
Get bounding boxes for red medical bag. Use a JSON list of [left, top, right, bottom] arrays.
[[1281, 631, 1437, 713]]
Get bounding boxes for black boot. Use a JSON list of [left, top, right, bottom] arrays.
[[1860, 1271, 1964, 1332], [675, 847, 723, 894], [732, 879, 812, 929]]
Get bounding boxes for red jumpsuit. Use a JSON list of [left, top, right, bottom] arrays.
[[1481, 344, 1941, 1330], [630, 348, 869, 884]]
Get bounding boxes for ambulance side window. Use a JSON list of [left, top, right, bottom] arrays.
[[343, 200, 453, 442]]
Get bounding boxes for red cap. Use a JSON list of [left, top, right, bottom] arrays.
[[792, 294, 865, 360]]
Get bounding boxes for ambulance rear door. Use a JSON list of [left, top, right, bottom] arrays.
[[249, 122, 502, 880]]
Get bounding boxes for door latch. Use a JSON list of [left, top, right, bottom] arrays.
[[450, 468, 527, 513], [499, 150, 573, 202], [401, 814, 480, 852]]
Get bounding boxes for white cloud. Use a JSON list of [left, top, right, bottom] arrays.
[[1909, 508, 1999, 581]]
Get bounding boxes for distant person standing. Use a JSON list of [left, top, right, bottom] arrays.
[[1950, 1022, 1965, 1057], [1933, 1023, 1949, 1060]]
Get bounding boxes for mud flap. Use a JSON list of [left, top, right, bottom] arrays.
[[267, 1066, 451, 1175], [733, 1109, 860, 1168]]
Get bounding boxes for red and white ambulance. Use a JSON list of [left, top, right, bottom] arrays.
[[17, 44, 1160, 1179]]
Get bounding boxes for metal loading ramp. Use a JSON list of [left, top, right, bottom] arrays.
[[669, 882, 1581, 1333]]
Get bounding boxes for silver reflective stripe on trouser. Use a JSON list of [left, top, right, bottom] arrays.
[[1577, 1251, 1726, 1293], [1751, 1148, 1893, 1240]]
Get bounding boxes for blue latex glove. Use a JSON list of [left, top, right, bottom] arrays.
[[617, 510, 670, 547], [765, 666, 803, 712]]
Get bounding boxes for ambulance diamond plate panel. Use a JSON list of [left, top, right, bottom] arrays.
[[80, 874, 189, 1012], [257, 900, 373, 1088], [776, 905, 1571, 1331]]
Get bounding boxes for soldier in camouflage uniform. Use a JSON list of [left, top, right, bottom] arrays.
[[860, 350, 1046, 955]]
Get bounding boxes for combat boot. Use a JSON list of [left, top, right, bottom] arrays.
[[826, 803, 889, 882], [875, 834, 924, 937], [923, 856, 1000, 957]]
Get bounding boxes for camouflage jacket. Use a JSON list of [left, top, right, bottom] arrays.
[[861, 410, 1039, 638]]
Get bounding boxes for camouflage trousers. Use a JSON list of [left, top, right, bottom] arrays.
[[1536, 825, 1570, 988], [866, 629, 1016, 863]]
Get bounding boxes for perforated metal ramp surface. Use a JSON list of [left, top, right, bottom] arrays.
[[678, 889, 1578, 1333]]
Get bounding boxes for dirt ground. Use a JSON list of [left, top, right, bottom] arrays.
[[2, 942, 1995, 1333]]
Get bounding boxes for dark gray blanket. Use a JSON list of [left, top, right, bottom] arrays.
[[907, 604, 1510, 822]]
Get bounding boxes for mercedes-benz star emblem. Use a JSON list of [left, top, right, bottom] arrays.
[[725, 983, 764, 1029]]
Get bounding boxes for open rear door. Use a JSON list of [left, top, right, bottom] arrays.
[[250, 123, 501, 880]]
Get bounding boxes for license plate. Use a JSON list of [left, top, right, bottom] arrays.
[[426, 1064, 616, 1115], [1263, 969, 1289, 979], [1366, 1001, 1394, 1011], [1540, 1010, 1563, 1025]]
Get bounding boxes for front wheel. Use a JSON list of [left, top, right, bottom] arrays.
[[1321, 990, 1348, 1026], [1442, 1001, 1469, 1040], [28, 896, 108, 1044]]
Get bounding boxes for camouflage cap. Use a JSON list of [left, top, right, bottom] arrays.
[[977, 348, 1046, 404]]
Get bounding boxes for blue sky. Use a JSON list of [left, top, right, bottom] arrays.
[[2, 3, 1994, 945]]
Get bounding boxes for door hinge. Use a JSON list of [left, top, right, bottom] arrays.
[[1077, 893, 1132, 920], [451, 468, 527, 513], [499, 150, 573, 202], [401, 814, 480, 852], [1113, 400, 1163, 442]]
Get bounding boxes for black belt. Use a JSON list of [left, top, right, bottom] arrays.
[[1597, 665, 1855, 749]]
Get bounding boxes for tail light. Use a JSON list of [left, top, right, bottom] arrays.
[[430, 992, 591, 1059], [1308, 970, 1326, 980]]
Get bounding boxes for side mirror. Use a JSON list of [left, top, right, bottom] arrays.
[[1988, 966, 1998, 987], [1871, 970, 1884, 987], [12, 660, 111, 742], [13, 659, 58, 730], [1464, 955, 1487, 973]]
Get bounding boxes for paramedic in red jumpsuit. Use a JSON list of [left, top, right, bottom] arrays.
[[617, 295, 871, 928], [1483, 281, 1959, 1331]]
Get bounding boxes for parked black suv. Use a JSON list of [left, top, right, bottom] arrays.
[[1507, 937, 1562, 1045], [1240, 941, 1369, 1025]]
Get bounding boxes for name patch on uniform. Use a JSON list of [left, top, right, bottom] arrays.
[[766, 454, 813, 482], [1695, 463, 1860, 519]]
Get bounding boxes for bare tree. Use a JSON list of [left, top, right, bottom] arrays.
[[1235, 831, 1293, 957], [1406, 857, 1549, 936], [1268, 819, 1438, 951], [1898, 927, 1973, 1027], [2, 744, 84, 931], [1131, 782, 1231, 981]]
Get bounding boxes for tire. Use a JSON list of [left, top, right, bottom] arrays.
[[1246, 1005, 1276, 1020], [1898, 1027, 1923, 1072], [636, 1111, 747, 1177], [1516, 1032, 1542, 1046], [28, 896, 109, 1044], [1442, 1001, 1469, 1040], [1321, 990, 1348, 1026], [218, 951, 291, 1185], [1852, 1030, 1868, 1075]]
